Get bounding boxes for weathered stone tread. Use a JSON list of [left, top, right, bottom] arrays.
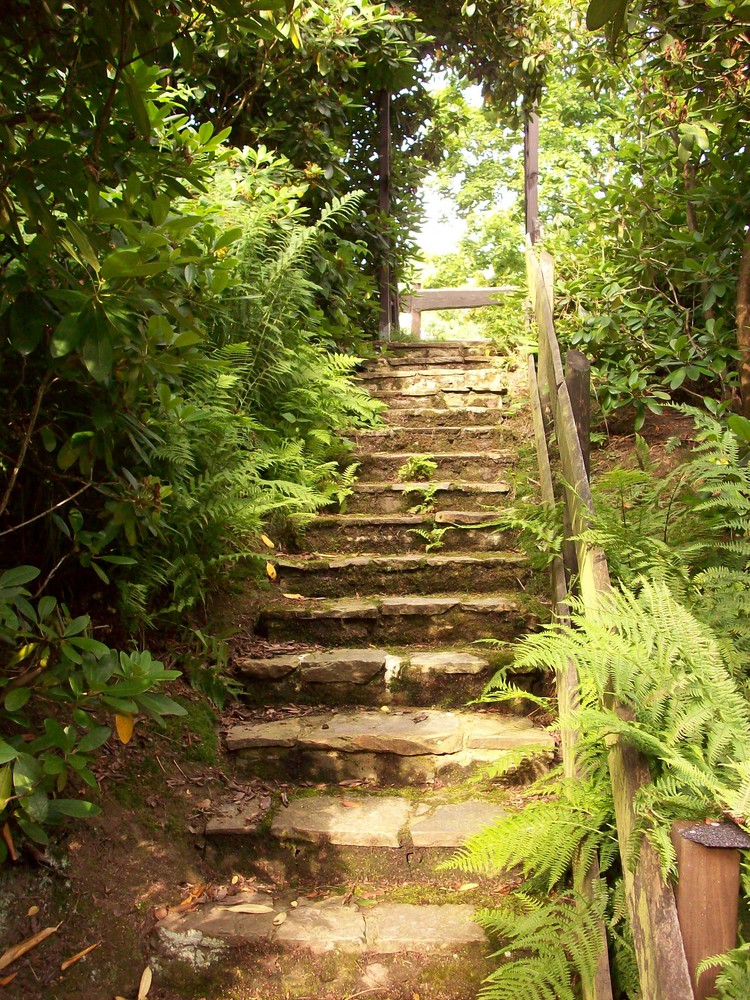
[[157, 892, 486, 956]]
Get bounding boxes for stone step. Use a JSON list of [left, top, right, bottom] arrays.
[[158, 891, 487, 957], [370, 353, 492, 369], [300, 512, 515, 554], [257, 592, 541, 645], [225, 707, 552, 784], [356, 451, 512, 484], [231, 643, 537, 709], [381, 405, 501, 427], [353, 424, 508, 452], [345, 481, 512, 515], [274, 551, 530, 597], [381, 339, 491, 351], [207, 791, 507, 849], [373, 388, 506, 409], [359, 368, 506, 394]]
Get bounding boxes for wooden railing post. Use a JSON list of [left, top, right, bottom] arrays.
[[565, 349, 591, 478], [671, 822, 750, 1000], [411, 282, 422, 339]]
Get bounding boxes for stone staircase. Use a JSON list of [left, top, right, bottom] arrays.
[[157, 339, 553, 995]]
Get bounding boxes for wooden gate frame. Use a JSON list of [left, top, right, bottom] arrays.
[[526, 244, 696, 1000]]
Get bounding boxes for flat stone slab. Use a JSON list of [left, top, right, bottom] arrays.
[[226, 709, 552, 758], [158, 897, 486, 957], [274, 898, 366, 953], [353, 481, 511, 495], [234, 655, 300, 680], [408, 651, 489, 676], [271, 795, 412, 847], [300, 709, 463, 756], [158, 891, 276, 943], [466, 715, 552, 751], [205, 799, 266, 835], [364, 904, 485, 953], [410, 801, 507, 848], [300, 648, 386, 684], [380, 596, 459, 616], [225, 717, 303, 750]]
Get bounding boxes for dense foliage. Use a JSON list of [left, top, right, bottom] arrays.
[[0, 0, 433, 847]]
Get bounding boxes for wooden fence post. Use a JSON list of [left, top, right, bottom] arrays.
[[565, 349, 591, 478], [671, 822, 750, 1000], [524, 111, 541, 244], [377, 89, 392, 341], [411, 283, 422, 338]]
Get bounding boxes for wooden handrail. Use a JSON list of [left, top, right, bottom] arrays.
[[526, 245, 695, 1000]]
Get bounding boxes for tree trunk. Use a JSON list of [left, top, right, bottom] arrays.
[[738, 227, 750, 417]]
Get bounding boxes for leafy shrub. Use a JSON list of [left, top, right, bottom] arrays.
[[0, 566, 185, 858]]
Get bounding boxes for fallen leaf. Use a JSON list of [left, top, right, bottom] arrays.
[[0, 924, 60, 971], [260, 534, 275, 549], [115, 714, 134, 745], [60, 940, 101, 972], [265, 562, 277, 581], [341, 800, 361, 808], [224, 903, 274, 914], [154, 906, 168, 921], [231, 875, 240, 884], [380, 705, 390, 713], [0, 973, 17, 987], [1, 825, 17, 863], [137, 965, 152, 999], [290, 900, 298, 908], [412, 712, 429, 724], [26, 905, 39, 918], [458, 882, 479, 892], [281, 593, 305, 600], [272, 912, 287, 926]]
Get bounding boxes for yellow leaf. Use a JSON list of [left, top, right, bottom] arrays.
[[260, 534, 275, 549], [272, 911, 287, 926], [115, 714, 134, 745], [458, 882, 479, 892], [282, 593, 305, 600], [265, 562, 277, 581], [60, 940, 101, 971], [137, 965, 152, 999]]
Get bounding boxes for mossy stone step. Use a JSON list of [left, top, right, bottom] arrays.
[[345, 480, 512, 515], [356, 450, 513, 484], [224, 707, 552, 785], [301, 512, 515, 554], [257, 592, 539, 645], [369, 352, 492, 368], [371, 389, 506, 409], [273, 550, 529, 597], [381, 405, 501, 427], [353, 424, 509, 452], [157, 891, 486, 956], [268, 795, 507, 849], [360, 370, 506, 394]]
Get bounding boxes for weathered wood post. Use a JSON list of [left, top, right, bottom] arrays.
[[377, 89, 392, 340], [565, 349, 591, 478], [410, 283, 422, 339], [670, 822, 750, 1000], [524, 110, 541, 245]]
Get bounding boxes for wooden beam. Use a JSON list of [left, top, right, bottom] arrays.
[[527, 245, 696, 1000], [671, 823, 742, 1000], [405, 286, 518, 313], [377, 89, 392, 341], [524, 111, 541, 244], [566, 350, 591, 478]]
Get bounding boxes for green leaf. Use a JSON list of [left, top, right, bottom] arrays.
[[586, 0, 627, 31], [64, 615, 90, 637], [0, 766, 12, 811], [123, 67, 152, 140], [76, 726, 111, 753], [80, 304, 115, 382], [37, 596, 57, 620], [728, 415, 750, 443], [67, 636, 111, 657], [23, 787, 49, 823], [4, 687, 31, 713], [50, 312, 84, 358], [9, 290, 48, 355], [51, 798, 101, 818], [65, 219, 100, 273], [0, 741, 19, 765], [0, 566, 40, 588], [16, 816, 49, 845]]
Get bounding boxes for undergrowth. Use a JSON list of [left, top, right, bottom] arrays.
[[455, 408, 750, 999]]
